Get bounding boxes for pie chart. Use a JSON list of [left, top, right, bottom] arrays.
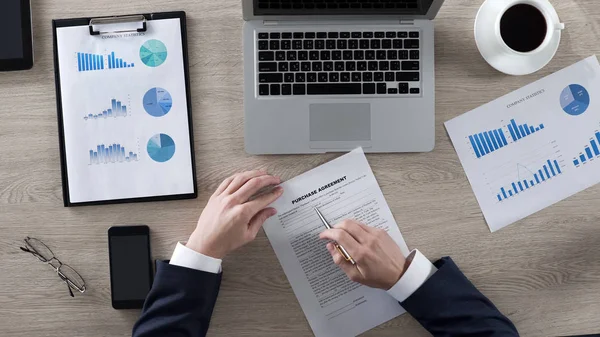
[[147, 134, 176, 163], [140, 39, 168, 67], [561, 84, 590, 116], [143, 88, 172, 117]]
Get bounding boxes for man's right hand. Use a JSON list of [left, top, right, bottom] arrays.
[[319, 220, 409, 290]]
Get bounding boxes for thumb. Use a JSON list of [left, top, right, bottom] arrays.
[[248, 207, 277, 236]]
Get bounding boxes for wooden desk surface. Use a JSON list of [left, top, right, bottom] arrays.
[[2, 1, 600, 336]]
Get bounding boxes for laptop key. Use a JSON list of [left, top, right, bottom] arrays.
[[293, 84, 306, 95], [287, 51, 297, 60], [282, 84, 292, 95], [399, 83, 409, 94], [386, 32, 396, 38], [270, 32, 280, 39], [374, 72, 384, 82], [391, 61, 400, 70], [312, 62, 322, 71], [290, 62, 300, 72], [258, 62, 277, 72], [404, 39, 420, 49], [321, 51, 331, 60], [354, 50, 364, 60], [328, 32, 339, 38], [363, 83, 375, 94], [332, 51, 342, 60], [363, 32, 373, 38], [365, 50, 376, 60], [411, 88, 420, 94], [282, 32, 292, 39], [258, 33, 269, 40], [375, 32, 385, 38], [368, 61, 378, 71], [357, 61, 367, 71], [387, 50, 398, 60], [402, 61, 420, 70], [329, 73, 339, 82], [309, 51, 319, 60], [382, 40, 392, 49], [352, 72, 362, 82], [349, 40, 359, 49], [318, 73, 328, 82], [379, 61, 389, 71], [307, 84, 362, 95], [385, 72, 395, 81], [397, 72, 420, 81], [259, 51, 274, 61], [307, 73, 317, 82], [341, 72, 351, 82], [259, 84, 269, 95], [270, 84, 281, 95], [352, 32, 362, 38], [279, 62, 289, 72], [346, 61, 356, 71], [270, 40, 280, 50], [371, 40, 381, 49], [324, 62, 333, 71], [301, 62, 311, 71], [299, 51, 308, 60], [409, 32, 420, 38], [335, 62, 345, 71], [377, 83, 387, 94], [388, 88, 398, 94], [304, 40, 314, 50], [340, 32, 350, 38], [293, 40, 303, 50], [293, 32, 304, 39], [305, 32, 316, 39], [259, 41, 269, 50], [393, 39, 403, 49], [343, 51, 353, 60], [376, 51, 387, 60], [317, 32, 327, 38], [363, 72, 373, 82], [399, 50, 409, 59], [337, 40, 347, 50], [281, 40, 291, 50], [315, 40, 325, 49], [410, 50, 420, 60], [398, 32, 408, 38], [359, 39, 370, 49], [296, 73, 306, 82]]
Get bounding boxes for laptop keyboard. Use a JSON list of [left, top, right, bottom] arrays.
[[256, 30, 421, 96], [257, 0, 419, 10]]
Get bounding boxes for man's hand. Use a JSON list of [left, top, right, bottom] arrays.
[[319, 220, 408, 290], [186, 170, 283, 259]]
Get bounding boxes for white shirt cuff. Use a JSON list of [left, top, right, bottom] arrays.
[[169, 242, 223, 274], [387, 249, 437, 302]]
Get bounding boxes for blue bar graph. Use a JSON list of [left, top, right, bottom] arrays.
[[89, 143, 139, 165], [497, 158, 563, 202], [78, 51, 134, 72], [468, 128, 508, 158], [468, 118, 544, 159], [84, 97, 129, 120], [573, 130, 600, 167]]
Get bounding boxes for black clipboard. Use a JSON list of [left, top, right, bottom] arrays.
[[52, 11, 197, 207]]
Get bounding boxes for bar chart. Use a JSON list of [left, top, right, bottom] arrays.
[[496, 159, 563, 202], [77, 53, 104, 72], [573, 130, 600, 167], [107, 51, 135, 69], [89, 143, 139, 165], [83, 98, 130, 120], [507, 118, 545, 142], [468, 118, 545, 159]]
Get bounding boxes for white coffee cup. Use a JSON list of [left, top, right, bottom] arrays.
[[475, 0, 565, 76]]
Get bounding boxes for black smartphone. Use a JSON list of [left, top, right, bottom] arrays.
[[0, 0, 34, 71], [108, 225, 153, 309]]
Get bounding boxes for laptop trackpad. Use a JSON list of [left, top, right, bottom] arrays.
[[309, 103, 372, 149]]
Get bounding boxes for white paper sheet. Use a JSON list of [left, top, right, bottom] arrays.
[[263, 148, 409, 337], [445, 56, 600, 232], [55, 19, 194, 203]]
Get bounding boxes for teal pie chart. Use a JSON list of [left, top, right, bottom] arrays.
[[561, 84, 590, 116], [143, 87, 172, 117], [140, 39, 168, 67], [147, 134, 176, 163]]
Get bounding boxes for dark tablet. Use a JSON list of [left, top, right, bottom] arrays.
[[0, 0, 34, 71]]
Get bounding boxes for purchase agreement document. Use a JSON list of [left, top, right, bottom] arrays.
[[263, 148, 409, 337]]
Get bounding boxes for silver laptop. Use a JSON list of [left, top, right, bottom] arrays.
[[243, 0, 443, 154]]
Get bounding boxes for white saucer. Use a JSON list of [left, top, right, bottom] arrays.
[[474, 0, 564, 76]]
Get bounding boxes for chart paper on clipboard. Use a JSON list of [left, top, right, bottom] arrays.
[[53, 12, 196, 206]]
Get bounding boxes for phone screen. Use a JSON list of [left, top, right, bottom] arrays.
[[0, 0, 24, 60], [109, 231, 152, 307]]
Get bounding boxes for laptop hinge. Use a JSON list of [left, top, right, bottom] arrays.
[[399, 20, 414, 25], [263, 20, 278, 26]]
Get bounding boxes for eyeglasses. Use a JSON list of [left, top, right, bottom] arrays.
[[20, 237, 86, 297]]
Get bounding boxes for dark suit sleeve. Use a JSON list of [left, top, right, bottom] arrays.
[[401, 257, 519, 337], [132, 261, 222, 337]]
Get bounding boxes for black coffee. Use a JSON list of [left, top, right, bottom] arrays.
[[500, 4, 548, 53]]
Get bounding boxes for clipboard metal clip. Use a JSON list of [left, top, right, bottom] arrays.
[[89, 15, 147, 36]]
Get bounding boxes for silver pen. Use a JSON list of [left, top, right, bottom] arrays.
[[314, 207, 356, 265]]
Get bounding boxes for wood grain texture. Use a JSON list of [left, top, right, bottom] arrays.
[[1, 0, 600, 336]]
